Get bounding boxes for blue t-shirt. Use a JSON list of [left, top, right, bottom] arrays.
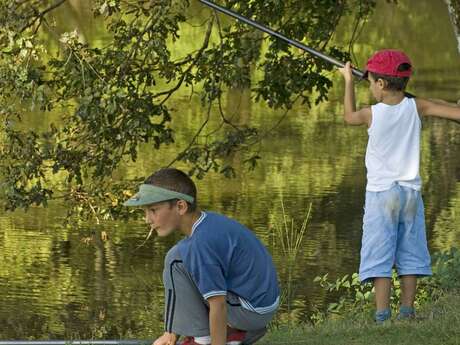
[[177, 211, 279, 314]]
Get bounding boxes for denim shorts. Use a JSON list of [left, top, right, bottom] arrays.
[[359, 183, 432, 283]]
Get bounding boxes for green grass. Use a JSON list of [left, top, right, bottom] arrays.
[[262, 291, 460, 345]]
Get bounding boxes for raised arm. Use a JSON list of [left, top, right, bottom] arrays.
[[338, 62, 372, 126], [416, 98, 460, 123]]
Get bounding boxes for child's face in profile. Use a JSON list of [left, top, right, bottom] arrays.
[[144, 201, 181, 237]]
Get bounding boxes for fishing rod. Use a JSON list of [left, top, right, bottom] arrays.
[[198, 0, 427, 101], [198, 0, 365, 78], [0, 341, 151, 345]]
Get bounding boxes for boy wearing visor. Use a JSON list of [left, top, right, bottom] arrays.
[[124, 168, 279, 345], [338, 49, 460, 323]]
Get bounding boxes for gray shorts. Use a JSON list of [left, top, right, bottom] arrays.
[[163, 244, 276, 344]]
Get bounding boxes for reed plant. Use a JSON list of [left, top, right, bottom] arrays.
[[270, 199, 312, 326], [271, 200, 312, 263]]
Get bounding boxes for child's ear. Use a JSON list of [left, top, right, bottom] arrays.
[[377, 78, 386, 89], [176, 199, 189, 215]]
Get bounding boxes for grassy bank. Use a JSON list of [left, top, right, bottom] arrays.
[[264, 291, 460, 345], [263, 248, 460, 345]]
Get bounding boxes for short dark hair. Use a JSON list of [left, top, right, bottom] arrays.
[[369, 63, 411, 91], [144, 168, 197, 212]]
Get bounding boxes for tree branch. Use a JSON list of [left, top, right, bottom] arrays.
[[153, 17, 214, 104], [20, 0, 67, 33], [166, 100, 213, 168]]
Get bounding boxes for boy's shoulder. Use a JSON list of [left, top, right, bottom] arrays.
[[199, 211, 245, 229], [178, 212, 244, 256], [374, 95, 413, 107], [188, 211, 252, 243], [371, 97, 418, 116]]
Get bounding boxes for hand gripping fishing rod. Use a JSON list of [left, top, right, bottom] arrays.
[[199, 0, 365, 78]]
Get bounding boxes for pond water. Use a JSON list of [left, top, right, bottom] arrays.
[[0, 0, 459, 339]]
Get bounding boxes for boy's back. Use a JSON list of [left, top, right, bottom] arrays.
[[178, 211, 279, 313], [366, 96, 421, 192]]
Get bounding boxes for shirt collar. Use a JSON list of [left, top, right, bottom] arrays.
[[190, 211, 207, 237]]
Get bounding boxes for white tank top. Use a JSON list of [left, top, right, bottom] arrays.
[[365, 97, 422, 192]]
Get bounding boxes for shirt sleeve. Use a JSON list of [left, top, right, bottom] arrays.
[[184, 238, 227, 300]]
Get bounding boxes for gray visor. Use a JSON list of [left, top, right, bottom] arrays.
[[123, 184, 194, 207]]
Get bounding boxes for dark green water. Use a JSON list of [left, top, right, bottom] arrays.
[[0, 0, 459, 339]]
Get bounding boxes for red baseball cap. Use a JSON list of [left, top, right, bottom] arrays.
[[364, 49, 412, 78]]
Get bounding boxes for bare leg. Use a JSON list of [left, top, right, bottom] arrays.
[[373, 277, 392, 322], [400, 275, 417, 307], [374, 277, 391, 311]]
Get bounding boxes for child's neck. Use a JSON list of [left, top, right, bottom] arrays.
[[379, 91, 405, 105], [179, 209, 203, 237]]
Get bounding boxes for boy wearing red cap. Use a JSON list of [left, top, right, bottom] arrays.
[[338, 49, 460, 323]]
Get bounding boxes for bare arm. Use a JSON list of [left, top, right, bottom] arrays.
[[416, 98, 460, 123], [153, 332, 177, 345], [338, 62, 372, 126], [208, 295, 227, 345]]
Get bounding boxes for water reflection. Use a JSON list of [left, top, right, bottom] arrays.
[[1, 0, 459, 339]]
